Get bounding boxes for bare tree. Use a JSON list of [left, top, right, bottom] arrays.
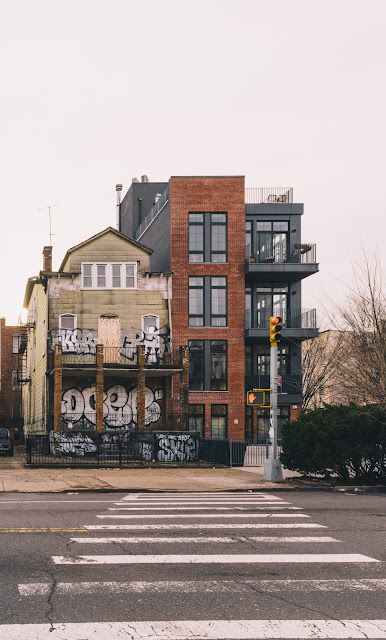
[[327, 250, 386, 407], [301, 330, 344, 411]]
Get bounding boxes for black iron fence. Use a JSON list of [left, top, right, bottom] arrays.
[[25, 433, 281, 468]]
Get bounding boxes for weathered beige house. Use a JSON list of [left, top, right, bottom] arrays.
[[20, 228, 188, 437]]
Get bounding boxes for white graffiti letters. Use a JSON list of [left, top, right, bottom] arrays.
[[155, 433, 198, 462]]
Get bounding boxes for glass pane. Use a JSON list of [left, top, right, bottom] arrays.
[[273, 221, 288, 231], [97, 265, 106, 288], [256, 221, 271, 231], [211, 277, 226, 287], [210, 352, 227, 390], [189, 277, 203, 286], [211, 253, 226, 263], [211, 416, 226, 439], [189, 226, 203, 251], [211, 225, 226, 252], [189, 213, 203, 222], [60, 315, 75, 330], [189, 343, 204, 391], [189, 288, 203, 314], [211, 213, 226, 222], [83, 265, 92, 276], [112, 265, 121, 288], [189, 254, 204, 263]]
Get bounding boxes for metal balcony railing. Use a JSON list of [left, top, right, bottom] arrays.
[[62, 352, 97, 366], [245, 374, 302, 395], [245, 187, 293, 204], [245, 308, 317, 330], [245, 242, 316, 265]]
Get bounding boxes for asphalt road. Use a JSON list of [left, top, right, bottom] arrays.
[[0, 491, 385, 639]]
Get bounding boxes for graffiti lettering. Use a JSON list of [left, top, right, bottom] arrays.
[[49, 326, 170, 362], [155, 433, 199, 462], [61, 384, 164, 429]]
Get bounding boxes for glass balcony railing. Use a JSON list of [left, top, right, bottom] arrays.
[[245, 308, 317, 330], [245, 242, 316, 265]]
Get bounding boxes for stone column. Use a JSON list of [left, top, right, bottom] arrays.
[[53, 344, 63, 434], [96, 345, 104, 433], [137, 345, 146, 432], [180, 345, 189, 431]]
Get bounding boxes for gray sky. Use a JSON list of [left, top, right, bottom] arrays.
[[1, 0, 385, 325]]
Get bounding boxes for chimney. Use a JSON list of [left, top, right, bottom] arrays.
[[116, 184, 123, 230], [141, 174, 149, 183], [43, 246, 52, 272], [132, 177, 139, 183]]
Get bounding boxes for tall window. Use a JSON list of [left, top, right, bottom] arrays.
[[211, 405, 227, 439], [82, 263, 137, 289], [189, 212, 227, 263], [256, 345, 289, 376], [189, 340, 227, 391], [188, 405, 205, 436], [256, 284, 288, 328], [257, 406, 290, 439], [256, 221, 289, 263], [12, 335, 21, 354], [189, 276, 227, 327]]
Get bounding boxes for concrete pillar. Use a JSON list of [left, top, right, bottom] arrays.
[[53, 344, 63, 434], [96, 345, 104, 433], [180, 345, 189, 431], [137, 344, 146, 432]]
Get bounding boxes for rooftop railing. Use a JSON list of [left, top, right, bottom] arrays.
[[245, 187, 293, 204], [245, 242, 316, 264]]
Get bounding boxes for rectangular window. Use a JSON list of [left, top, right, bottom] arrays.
[[189, 212, 227, 263], [112, 264, 121, 288], [189, 277, 227, 327], [189, 341, 205, 391], [210, 340, 227, 390], [81, 263, 137, 289], [12, 335, 21, 354], [189, 340, 227, 391], [188, 277, 204, 326], [97, 264, 106, 288], [82, 264, 92, 288], [188, 404, 205, 436], [211, 405, 227, 439], [12, 371, 20, 390], [59, 314, 77, 331]]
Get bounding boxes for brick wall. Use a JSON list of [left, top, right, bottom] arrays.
[[169, 177, 246, 440], [0, 318, 22, 437]]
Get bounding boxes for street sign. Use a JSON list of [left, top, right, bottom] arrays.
[[247, 389, 271, 407]]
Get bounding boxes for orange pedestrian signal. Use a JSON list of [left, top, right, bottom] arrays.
[[247, 389, 271, 407]]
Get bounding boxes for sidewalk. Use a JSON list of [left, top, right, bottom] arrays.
[[0, 465, 304, 493]]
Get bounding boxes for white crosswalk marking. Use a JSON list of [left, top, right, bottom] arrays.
[[2, 619, 386, 639], [70, 535, 339, 543], [52, 552, 379, 565], [96, 512, 310, 519], [85, 522, 326, 530]]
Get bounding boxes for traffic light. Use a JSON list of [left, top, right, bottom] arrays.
[[269, 316, 282, 345]]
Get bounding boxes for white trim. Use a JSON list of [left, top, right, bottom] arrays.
[[81, 262, 137, 290], [59, 313, 77, 331]]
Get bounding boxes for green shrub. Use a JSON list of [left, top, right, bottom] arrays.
[[280, 404, 386, 483]]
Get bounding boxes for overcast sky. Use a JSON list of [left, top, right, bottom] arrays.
[[1, 0, 385, 326]]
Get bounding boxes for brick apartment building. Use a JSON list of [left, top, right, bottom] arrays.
[[120, 175, 319, 441], [0, 318, 23, 441]]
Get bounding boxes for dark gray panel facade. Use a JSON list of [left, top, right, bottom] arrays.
[[140, 201, 171, 273], [120, 181, 168, 238]]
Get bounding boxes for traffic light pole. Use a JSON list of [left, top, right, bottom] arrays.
[[263, 342, 283, 482]]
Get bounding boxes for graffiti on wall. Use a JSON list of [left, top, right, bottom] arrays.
[[49, 430, 97, 456], [154, 433, 199, 462], [61, 384, 164, 429], [49, 326, 170, 361]]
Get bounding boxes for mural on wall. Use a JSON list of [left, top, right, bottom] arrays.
[[49, 430, 97, 456], [61, 384, 164, 430], [49, 326, 170, 362]]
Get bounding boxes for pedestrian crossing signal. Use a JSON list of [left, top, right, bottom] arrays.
[[269, 316, 282, 345], [247, 389, 271, 407]]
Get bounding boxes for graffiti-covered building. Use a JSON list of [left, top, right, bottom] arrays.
[[20, 227, 187, 438]]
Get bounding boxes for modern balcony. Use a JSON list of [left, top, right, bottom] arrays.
[[245, 242, 319, 281], [245, 308, 318, 340], [245, 187, 293, 204]]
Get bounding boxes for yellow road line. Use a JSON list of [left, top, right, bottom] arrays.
[[0, 528, 87, 533]]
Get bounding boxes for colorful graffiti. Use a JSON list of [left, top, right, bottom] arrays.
[[61, 384, 164, 429], [49, 326, 170, 361]]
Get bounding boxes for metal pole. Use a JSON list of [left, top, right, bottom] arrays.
[[263, 342, 283, 482]]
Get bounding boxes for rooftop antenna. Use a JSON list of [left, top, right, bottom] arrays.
[[38, 204, 60, 245]]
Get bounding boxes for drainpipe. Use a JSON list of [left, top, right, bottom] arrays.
[[116, 184, 123, 231]]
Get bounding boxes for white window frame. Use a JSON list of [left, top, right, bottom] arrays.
[[59, 314, 77, 331], [81, 263, 137, 290], [12, 335, 21, 354]]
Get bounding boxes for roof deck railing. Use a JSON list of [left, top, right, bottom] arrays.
[[245, 187, 293, 204]]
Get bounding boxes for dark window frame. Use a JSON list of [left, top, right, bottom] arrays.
[[189, 340, 228, 391], [189, 212, 227, 263], [188, 404, 205, 436], [211, 404, 228, 439], [189, 276, 227, 327]]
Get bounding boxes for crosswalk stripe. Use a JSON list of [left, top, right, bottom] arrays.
[[85, 523, 326, 530], [70, 535, 339, 544], [107, 506, 302, 511], [18, 578, 386, 596], [52, 553, 379, 565], [2, 619, 385, 638], [113, 501, 291, 506], [96, 513, 309, 519]]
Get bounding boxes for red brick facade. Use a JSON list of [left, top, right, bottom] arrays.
[[0, 318, 23, 440], [169, 177, 246, 440]]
